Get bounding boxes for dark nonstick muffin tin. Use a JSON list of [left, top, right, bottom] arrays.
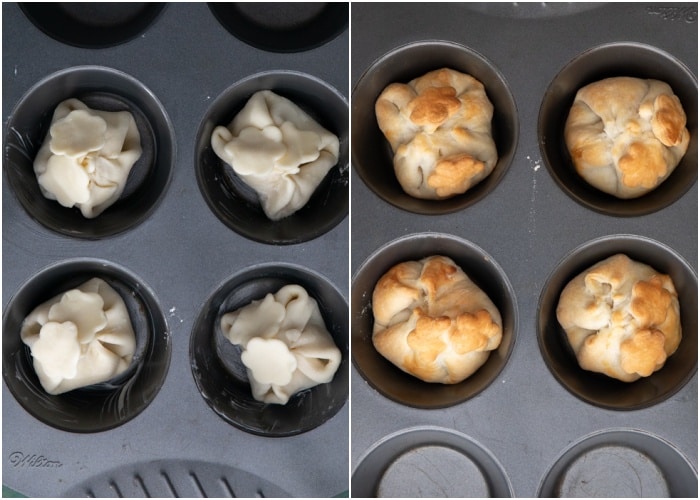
[[351, 2, 696, 498], [3, 2, 348, 497]]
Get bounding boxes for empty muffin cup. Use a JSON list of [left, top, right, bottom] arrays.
[[4, 65, 175, 238], [195, 70, 349, 245], [208, 2, 347, 53], [352, 425, 513, 497], [538, 42, 698, 216], [351, 232, 517, 408], [190, 263, 349, 437], [1, 258, 171, 433], [19, 3, 166, 49], [537, 234, 697, 410], [351, 40, 518, 215], [538, 428, 697, 497]]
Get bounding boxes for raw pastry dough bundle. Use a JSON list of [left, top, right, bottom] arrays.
[[371, 255, 502, 384], [33, 98, 142, 218], [20, 278, 136, 395], [211, 90, 340, 221], [220, 284, 342, 405], [556, 254, 681, 382], [565, 77, 690, 198], [375, 68, 498, 199]]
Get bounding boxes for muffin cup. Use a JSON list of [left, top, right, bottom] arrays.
[[537, 234, 697, 410], [20, 3, 166, 49], [351, 40, 518, 215], [352, 425, 513, 497], [2, 258, 171, 433], [208, 2, 347, 53], [538, 428, 697, 497], [538, 42, 698, 216], [190, 263, 349, 437], [351, 232, 517, 408], [194, 70, 349, 245], [3, 65, 175, 238]]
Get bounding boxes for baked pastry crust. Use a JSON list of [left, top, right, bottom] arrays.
[[564, 77, 690, 198], [556, 254, 681, 382], [371, 255, 502, 384], [375, 68, 498, 199]]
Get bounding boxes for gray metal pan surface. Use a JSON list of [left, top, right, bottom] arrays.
[[2, 2, 349, 497]]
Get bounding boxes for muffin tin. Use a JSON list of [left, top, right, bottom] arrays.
[[351, 2, 696, 498], [4, 2, 698, 498], [3, 3, 348, 497]]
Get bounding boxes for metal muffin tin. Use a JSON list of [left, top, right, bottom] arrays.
[[351, 2, 696, 498], [3, 2, 348, 497]]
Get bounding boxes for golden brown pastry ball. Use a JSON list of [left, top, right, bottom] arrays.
[[556, 254, 681, 382], [375, 68, 498, 200], [565, 77, 689, 198], [371, 255, 502, 384]]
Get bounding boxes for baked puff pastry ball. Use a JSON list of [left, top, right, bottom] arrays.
[[556, 254, 681, 382], [565, 77, 690, 198], [375, 68, 498, 199], [371, 255, 502, 384]]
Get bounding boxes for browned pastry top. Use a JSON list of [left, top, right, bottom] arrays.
[[556, 254, 681, 382], [375, 68, 498, 199], [564, 77, 689, 198], [372, 255, 502, 384]]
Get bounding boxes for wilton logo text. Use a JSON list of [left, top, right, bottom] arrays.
[[9, 452, 63, 468]]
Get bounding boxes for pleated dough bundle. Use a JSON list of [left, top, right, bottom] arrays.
[[371, 255, 502, 384], [20, 278, 136, 395], [565, 77, 690, 198], [556, 254, 681, 382], [375, 68, 498, 199], [33, 98, 142, 218], [211, 90, 340, 221], [221, 284, 341, 405]]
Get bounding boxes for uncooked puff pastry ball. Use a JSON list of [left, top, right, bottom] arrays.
[[565, 77, 690, 198], [375, 68, 498, 199], [220, 284, 341, 405], [33, 98, 142, 218], [371, 255, 502, 384], [556, 254, 681, 382], [211, 90, 340, 221], [20, 278, 136, 395]]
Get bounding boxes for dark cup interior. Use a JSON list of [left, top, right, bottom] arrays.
[[19, 2, 166, 49], [537, 235, 698, 410], [190, 263, 349, 437], [195, 71, 348, 245], [2, 259, 171, 433], [3, 65, 174, 239], [351, 40, 518, 215], [538, 42, 698, 216], [351, 233, 517, 408], [538, 429, 698, 497], [208, 2, 347, 53]]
